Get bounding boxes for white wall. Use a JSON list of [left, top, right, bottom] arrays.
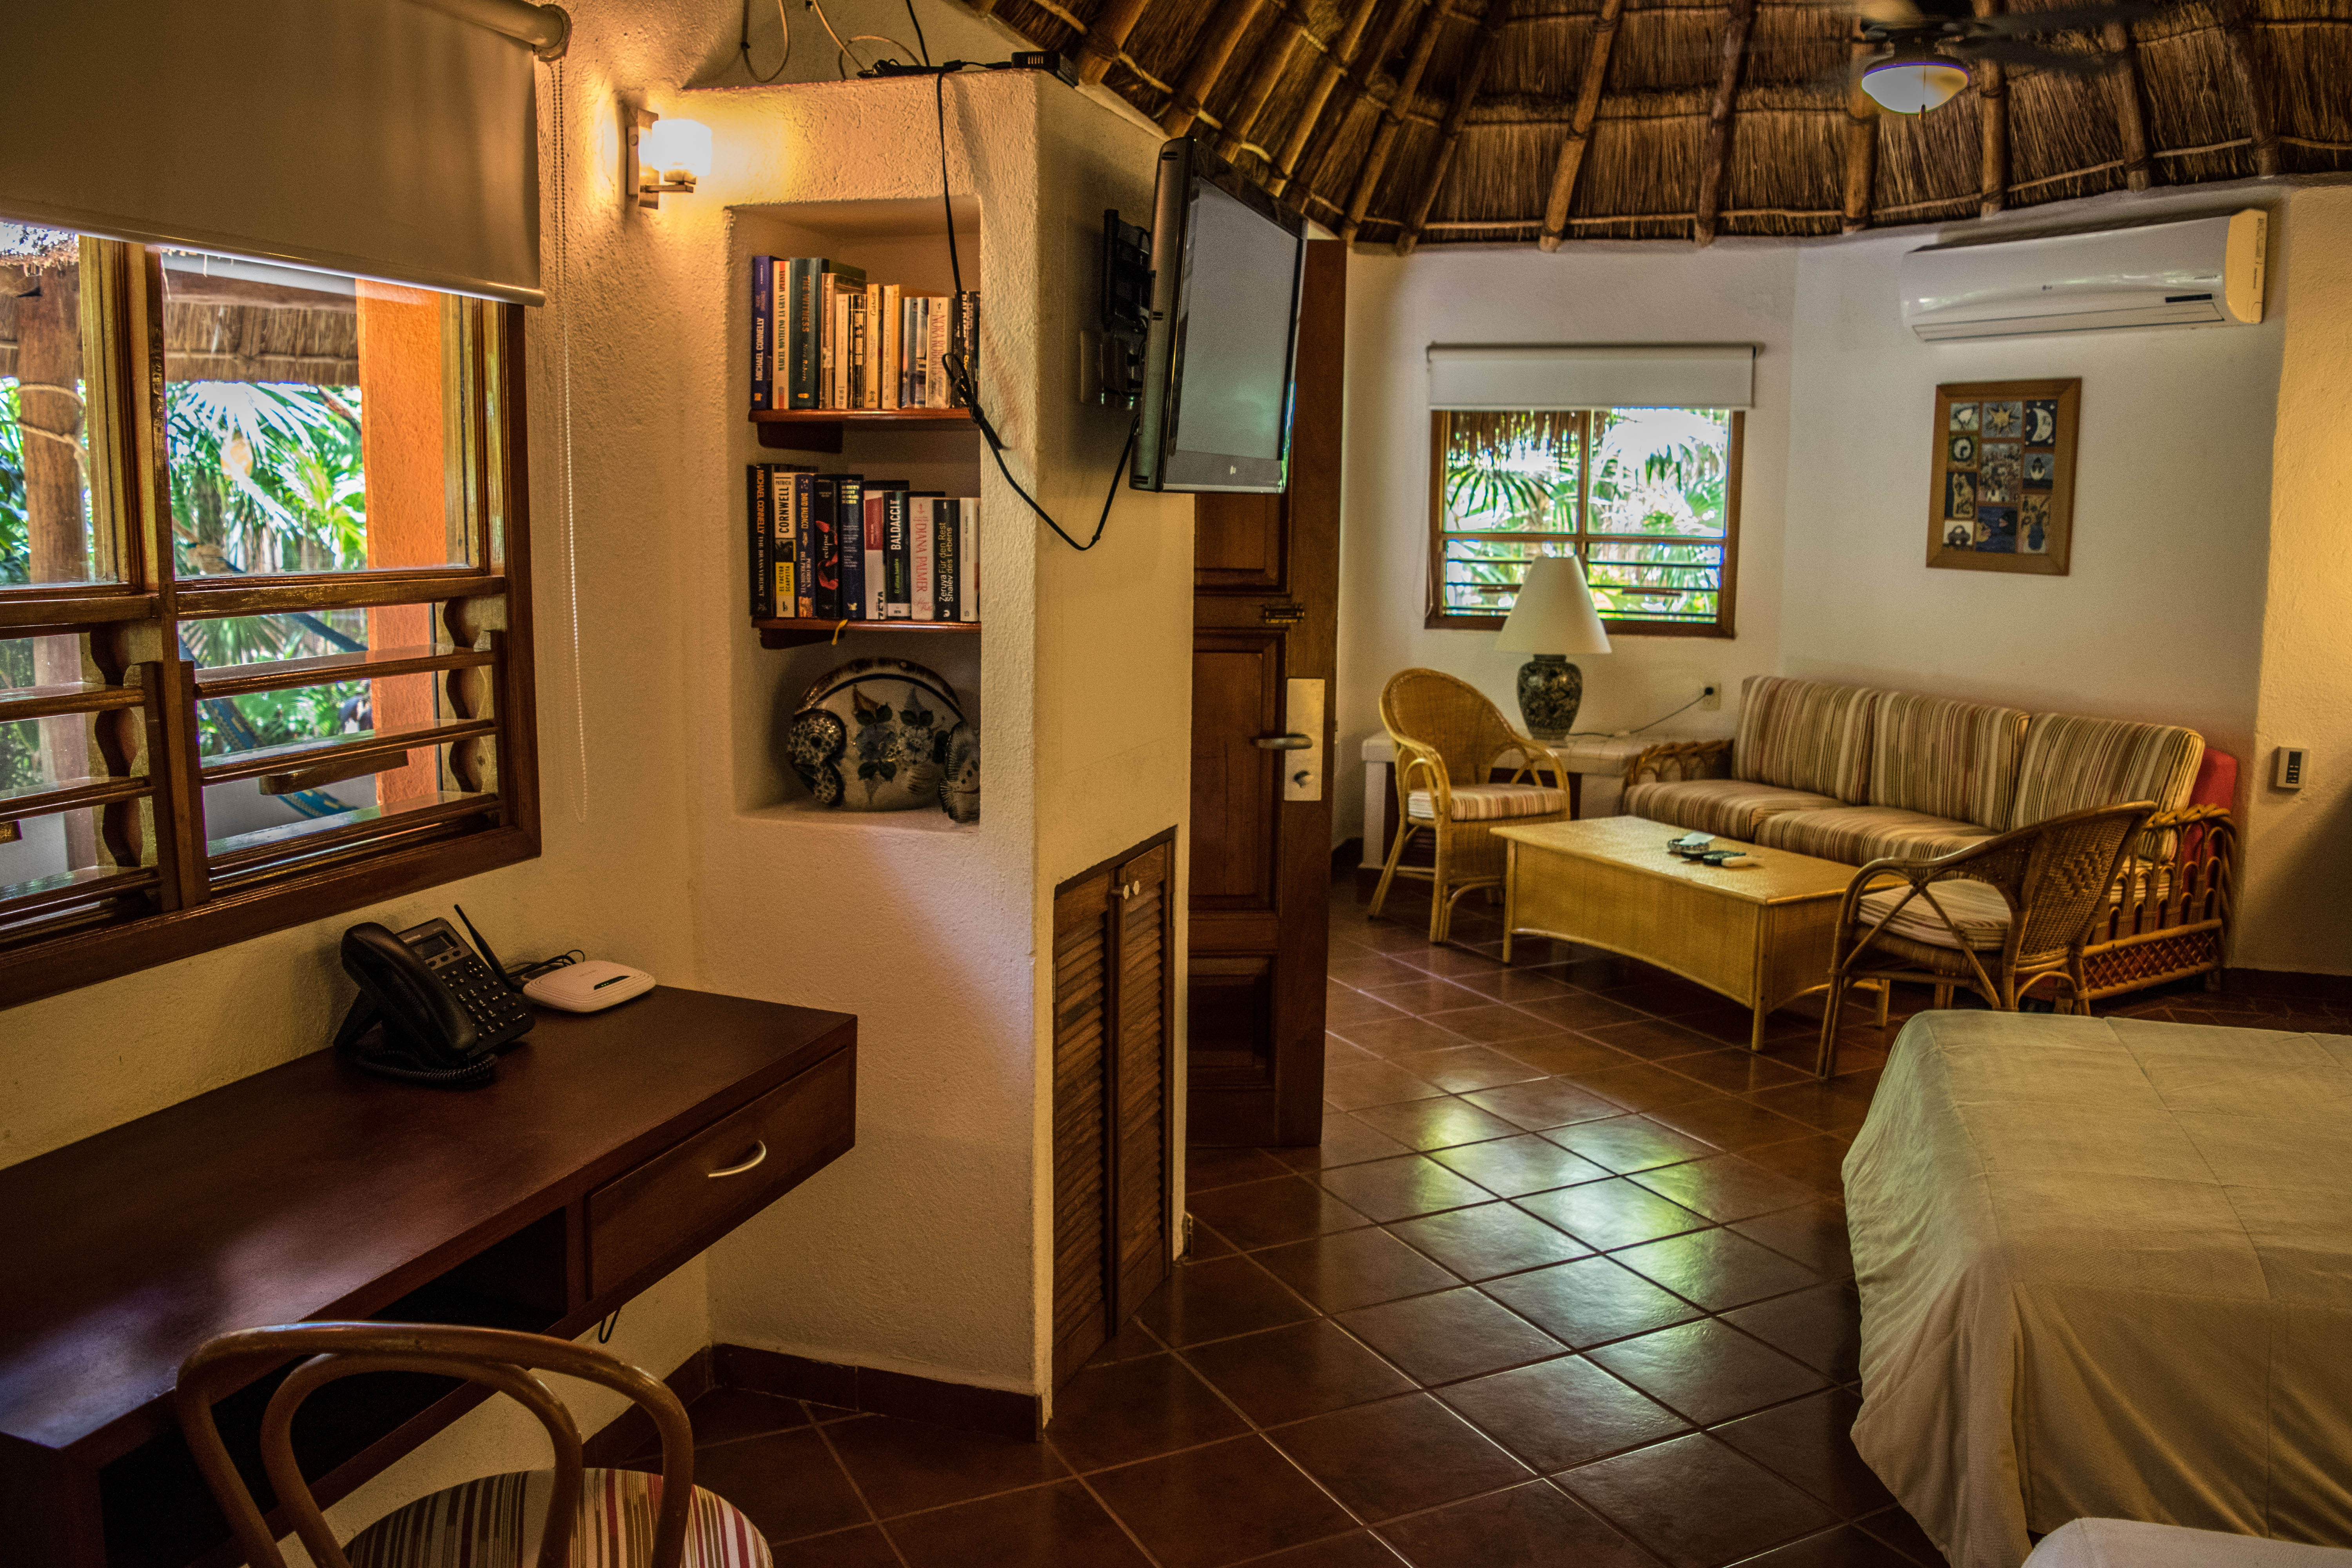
[[2240, 184, 2352, 974], [1336, 243, 1800, 849]]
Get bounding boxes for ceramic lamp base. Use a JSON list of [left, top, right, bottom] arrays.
[[1517, 655, 1583, 741]]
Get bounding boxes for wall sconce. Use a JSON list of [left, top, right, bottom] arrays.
[[624, 108, 711, 210]]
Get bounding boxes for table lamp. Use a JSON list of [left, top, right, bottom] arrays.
[[1497, 554, 1612, 740]]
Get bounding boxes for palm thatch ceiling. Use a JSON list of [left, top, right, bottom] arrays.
[[959, 0, 2350, 247]]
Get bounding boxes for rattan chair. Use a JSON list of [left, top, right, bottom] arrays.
[[1370, 668, 1573, 943], [1815, 800, 2155, 1077], [174, 1322, 771, 1568]]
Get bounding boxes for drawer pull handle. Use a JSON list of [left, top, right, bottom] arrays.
[[707, 1141, 768, 1179]]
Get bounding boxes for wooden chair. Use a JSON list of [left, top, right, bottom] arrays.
[[1370, 668, 1573, 943], [174, 1322, 771, 1568], [1815, 801, 2155, 1077]]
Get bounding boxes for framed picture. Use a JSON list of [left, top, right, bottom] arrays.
[[1927, 378, 2078, 575]]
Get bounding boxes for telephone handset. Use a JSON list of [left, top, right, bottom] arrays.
[[334, 906, 535, 1087]]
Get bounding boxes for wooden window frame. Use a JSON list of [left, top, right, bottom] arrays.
[[1423, 408, 1744, 639], [0, 241, 539, 1009]]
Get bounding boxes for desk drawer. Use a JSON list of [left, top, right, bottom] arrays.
[[587, 1047, 855, 1296]]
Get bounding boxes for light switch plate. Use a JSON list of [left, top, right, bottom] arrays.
[[2274, 747, 2307, 789]]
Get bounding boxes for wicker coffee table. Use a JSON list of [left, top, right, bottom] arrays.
[[1495, 815, 1886, 1051]]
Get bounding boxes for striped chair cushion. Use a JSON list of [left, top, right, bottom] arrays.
[[1624, 778, 1842, 840], [1857, 877, 2012, 951], [347, 1467, 771, 1568], [1408, 784, 1567, 821], [1735, 677, 1879, 802], [2009, 713, 2204, 826], [1866, 692, 2028, 828], [1753, 806, 1996, 866]]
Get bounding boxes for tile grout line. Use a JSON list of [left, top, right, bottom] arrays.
[[799, 1405, 914, 1568]]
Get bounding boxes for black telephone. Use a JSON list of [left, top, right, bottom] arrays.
[[334, 906, 535, 1087]]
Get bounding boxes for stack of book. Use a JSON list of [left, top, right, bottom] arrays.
[[750, 256, 978, 412], [749, 464, 981, 624]]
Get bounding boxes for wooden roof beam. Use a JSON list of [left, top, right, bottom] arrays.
[[1075, 0, 1155, 85], [1842, 34, 1878, 232], [1972, 0, 2008, 216], [1338, 0, 1454, 240], [1267, 0, 1387, 195], [1396, 0, 1516, 253], [1160, 0, 1269, 136], [2214, 0, 2280, 176], [2102, 18, 2156, 190], [1537, 0, 1627, 252], [1693, 0, 1758, 245], [1214, 3, 1312, 163], [1284, 0, 1426, 208]]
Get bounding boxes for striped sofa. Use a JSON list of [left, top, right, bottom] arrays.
[[1624, 676, 2235, 1002]]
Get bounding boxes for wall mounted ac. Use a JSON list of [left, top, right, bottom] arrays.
[[1899, 210, 2266, 341]]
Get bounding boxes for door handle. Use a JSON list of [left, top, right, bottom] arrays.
[[1254, 734, 1312, 750]]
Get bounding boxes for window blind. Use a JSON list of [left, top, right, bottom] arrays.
[[0, 0, 563, 305], [1427, 345, 1756, 410]]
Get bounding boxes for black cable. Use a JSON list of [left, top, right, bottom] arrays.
[[596, 1310, 621, 1344], [928, 67, 1132, 552], [905, 0, 930, 65], [1566, 691, 1709, 739], [739, 0, 789, 83]]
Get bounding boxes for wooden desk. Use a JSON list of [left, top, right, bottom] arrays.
[[0, 986, 857, 1568]]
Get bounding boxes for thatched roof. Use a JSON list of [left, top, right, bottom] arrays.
[[970, 0, 2350, 247], [2, 261, 358, 386]]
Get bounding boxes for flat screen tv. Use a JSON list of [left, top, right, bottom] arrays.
[[1131, 139, 1308, 494]]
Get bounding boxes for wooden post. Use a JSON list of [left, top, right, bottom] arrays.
[[16, 261, 97, 867], [1338, 0, 1452, 241], [2103, 19, 2156, 190], [1842, 36, 1879, 234], [1974, 0, 2007, 216], [1396, 0, 1515, 254], [1159, 0, 1267, 136], [1693, 0, 1757, 246], [2214, 0, 2280, 176], [1266, 0, 1385, 197], [1538, 0, 1626, 252], [1213, 3, 1310, 163], [357, 283, 450, 808], [1075, 0, 1154, 85]]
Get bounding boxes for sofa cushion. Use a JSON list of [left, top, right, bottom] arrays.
[[1408, 784, 1567, 822], [1754, 806, 1996, 866], [1857, 876, 2011, 951], [2009, 713, 2204, 828], [1625, 778, 1842, 840], [1866, 692, 2029, 828], [1736, 676, 1878, 802]]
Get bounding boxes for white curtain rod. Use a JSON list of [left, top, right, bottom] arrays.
[[406, 0, 571, 58]]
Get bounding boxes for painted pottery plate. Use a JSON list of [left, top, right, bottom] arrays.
[[786, 658, 967, 812]]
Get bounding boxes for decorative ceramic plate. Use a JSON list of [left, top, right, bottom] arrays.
[[786, 658, 968, 812]]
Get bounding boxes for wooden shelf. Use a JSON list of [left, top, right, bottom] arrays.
[[751, 408, 973, 452], [755, 618, 982, 650]]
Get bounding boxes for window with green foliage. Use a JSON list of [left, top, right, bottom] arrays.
[[1428, 408, 1742, 636], [0, 231, 537, 1007]]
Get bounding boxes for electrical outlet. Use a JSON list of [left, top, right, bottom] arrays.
[[1699, 683, 1722, 711]]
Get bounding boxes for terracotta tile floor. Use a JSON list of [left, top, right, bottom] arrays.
[[632, 879, 2346, 1567]]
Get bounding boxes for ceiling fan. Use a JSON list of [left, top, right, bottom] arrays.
[[1822, 0, 2163, 114]]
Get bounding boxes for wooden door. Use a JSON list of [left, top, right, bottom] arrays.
[[1187, 239, 1345, 1147], [1051, 830, 1176, 1385]]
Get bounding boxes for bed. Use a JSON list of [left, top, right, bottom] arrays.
[[1844, 1011, 2352, 1568]]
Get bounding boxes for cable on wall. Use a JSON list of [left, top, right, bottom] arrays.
[[546, 56, 590, 824], [739, 0, 792, 82]]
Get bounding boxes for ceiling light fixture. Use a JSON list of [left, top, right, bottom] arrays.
[[1859, 49, 1972, 114], [624, 107, 712, 210]]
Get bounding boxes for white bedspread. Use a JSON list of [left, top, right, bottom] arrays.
[[1844, 1011, 2352, 1568]]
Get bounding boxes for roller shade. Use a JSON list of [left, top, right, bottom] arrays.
[[1428, 345, 1756, 410], [0, 0, 559, 305]]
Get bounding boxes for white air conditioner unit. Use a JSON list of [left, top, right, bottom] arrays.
[[1900, 210, 2266, 341]]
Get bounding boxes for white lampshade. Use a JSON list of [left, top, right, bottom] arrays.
[[1860, 54, 1971, 115], [639, 117, 712, 184], [1497, 555, 1613, 657]]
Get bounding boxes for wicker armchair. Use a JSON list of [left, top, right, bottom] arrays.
[[1815, 800, 2155, 1076], [1370, 668, 1572, 943]]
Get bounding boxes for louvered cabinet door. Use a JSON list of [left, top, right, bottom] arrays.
[[1112, 840, 1175, 1318], [1049, 828, 1179, 1388], [1051, 870, 1114, 1385]]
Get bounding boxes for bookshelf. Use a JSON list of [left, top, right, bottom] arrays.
[[752, 407, 973, 454], [754, 617, 981, 649]]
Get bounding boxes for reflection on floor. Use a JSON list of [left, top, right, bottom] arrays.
[[626, 878, 2344, 1567]]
